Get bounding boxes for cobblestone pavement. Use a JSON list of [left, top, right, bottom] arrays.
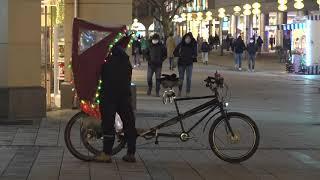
[[0, 57, 320, 180]]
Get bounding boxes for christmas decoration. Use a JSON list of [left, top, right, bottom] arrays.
[[72, 18, 133, 119]]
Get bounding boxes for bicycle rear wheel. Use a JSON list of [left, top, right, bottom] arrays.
[[208, 112, 260, 163], [64, 111, 125, 161]]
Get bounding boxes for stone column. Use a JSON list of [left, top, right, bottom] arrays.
[[264, 13, 269, 52], [306, 16, 320, 66], [276, 12, 284, 47], [260, 13, 265, 51], [230, 15, 237, 37], [0, 0, 45, 123]]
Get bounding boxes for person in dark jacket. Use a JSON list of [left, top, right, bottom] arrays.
[[132, 37, 141, 67], [247, 38, 258, 72], [145, 33, 167, 97], [233, 36, 246, 71], [174, 32, 197, 97], [201, 39, 210, 65], [209, 35, 214, 50], [269, 35, 275, 50], [256, 36, 263, 53], [96, 37, 137, 163]]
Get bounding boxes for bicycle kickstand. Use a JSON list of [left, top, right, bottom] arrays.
[[155, 130, 159, 145]]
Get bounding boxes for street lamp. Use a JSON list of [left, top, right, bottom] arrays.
[[252, 2, 261, 15], [181, 13, 187, 21], [243, 4, 252, 16], [294, 0, 304, 10], [233, 6, 241, 15], [278, 0, 288, 11], [197, 12, 203, 21], [206, 11, 213, 21], [218, 8, 226, 18]]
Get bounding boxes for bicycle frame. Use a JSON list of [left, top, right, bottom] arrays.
[[139, 95, 227, 139]]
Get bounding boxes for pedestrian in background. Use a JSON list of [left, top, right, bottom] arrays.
[[269, 35, 275, 50], [209, 34, 214, 50], [256, 36, 263, 53], [145, 34, 167, 97], [141, 36, 149, 62], [132, 36, 141, 67], [246, 38, 258, 72], [174, 32, 197, 97], [233, 36, 246, 71], [166, 32, 176, 70], [201, 39, 210, 65]]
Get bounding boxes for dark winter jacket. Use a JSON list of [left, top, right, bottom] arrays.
[[233, 38, 246, 54], [173, 34, 197, 66], [132, 40, 142, 55], [257, 37, 263, 47], [247, 43, 258, 55], [201, 42, 210, 52], [146, 42, 167, 67], [101, 46, 132, 102]]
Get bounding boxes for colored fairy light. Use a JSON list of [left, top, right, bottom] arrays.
[[98, 86, 101, 90], [81, 100, 85, 104], [68, 64, 72, 69], [96, 93, 99, 97]]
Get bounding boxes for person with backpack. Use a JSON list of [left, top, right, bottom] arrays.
[[145, 33, 167, 97], [201, 39, 210, 65], [256, 36, 263, 53], [247, 38, 258, 72], [233, 36, 246, 71], [173, 32, 197, 97]]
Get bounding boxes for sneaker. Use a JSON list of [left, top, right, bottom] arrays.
[[238, 68, 242, 71], [252, 69, 255, 72], [94, 152, 112, 163], [122, 154, 136, 163]]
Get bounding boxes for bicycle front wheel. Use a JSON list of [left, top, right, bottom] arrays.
[[64, 111, 125, 161], [208, 112, 260, 163]]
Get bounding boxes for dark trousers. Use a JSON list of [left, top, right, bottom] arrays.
[[100, 99, 136, 155], [169, 57, 174, 70], [147, 65, 162, 94], [178, 64, 193, 93]]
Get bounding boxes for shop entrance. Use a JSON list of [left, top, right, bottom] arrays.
[[41, 0, 65, 110]]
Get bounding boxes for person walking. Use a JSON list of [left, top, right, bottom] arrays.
[[269, 35, 275, 50], [201, 39, 210, 65], [174, 32, 197, 97], [233, 36, 246, 71], [209, 34, 214, 50], [213, 34, 220, 50], [246, 38, 258, 72], [141, 36, 149, 62], [166, 32, 176, 70], [256, 36, 263, 53], [226, 35, 231, 51], [145, 33, 167, 97], [96, 37, 137, 163], [132, 36, 142, 67]]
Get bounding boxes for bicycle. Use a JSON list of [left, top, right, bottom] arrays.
[[64, 72, 260, 163]]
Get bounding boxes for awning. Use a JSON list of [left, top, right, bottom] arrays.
[[277, 23, 305, 31]]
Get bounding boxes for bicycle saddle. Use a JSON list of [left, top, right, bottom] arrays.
[[161, 73, 179, 81]]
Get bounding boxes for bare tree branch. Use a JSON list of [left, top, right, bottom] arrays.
[[169, 0, 193, 20]]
